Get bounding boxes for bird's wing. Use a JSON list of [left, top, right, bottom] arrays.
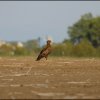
[[36, 45, 51, 61], [41, 46, 52, 56], [39, 46, 48, 54], [36, 46, 48, 61]]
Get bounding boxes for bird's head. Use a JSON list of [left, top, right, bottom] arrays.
[[47, 40, 52, 45]]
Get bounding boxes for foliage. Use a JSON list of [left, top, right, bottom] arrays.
[[52, 39, 100, 57], [68, 13, 100, 48], [24, 40, 39, 51], [71, 39, 96, 57], [14, 46, 30, 56], [0, 44, 14, 56], [0, 39, 100, 57], [0, 13, 100, 57]]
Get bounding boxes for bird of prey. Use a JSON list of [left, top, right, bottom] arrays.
[[36, 40, 52, 61]]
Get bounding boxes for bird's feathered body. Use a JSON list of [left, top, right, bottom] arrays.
[[36, 40, 52, 61]]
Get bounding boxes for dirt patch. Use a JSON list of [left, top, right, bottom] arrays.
[[0, 57, 100, 99]]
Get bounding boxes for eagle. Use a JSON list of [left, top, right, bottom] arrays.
[[36, 40, 52, 61]]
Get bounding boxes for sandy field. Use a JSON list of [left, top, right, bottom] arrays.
[[0, 57, 100, 99]]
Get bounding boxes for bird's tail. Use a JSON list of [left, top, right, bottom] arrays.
[[36, 54, 42, 61]]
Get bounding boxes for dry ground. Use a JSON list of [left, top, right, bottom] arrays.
[[0, 57, 100, 99]]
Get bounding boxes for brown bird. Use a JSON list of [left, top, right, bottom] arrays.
[[36, 40, 52, 61]]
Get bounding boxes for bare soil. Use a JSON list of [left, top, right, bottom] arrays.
[[0, 57, 100, 99]]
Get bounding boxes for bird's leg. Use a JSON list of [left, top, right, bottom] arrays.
[[45, 57, 47, 60], [45, 56, 48, 60]]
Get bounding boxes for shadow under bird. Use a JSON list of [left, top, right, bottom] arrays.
[[36, 40, 52, 61]]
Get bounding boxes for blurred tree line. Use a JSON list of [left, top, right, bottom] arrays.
[[0, 40, 41, 56], [68, 13, 100, 48], [52, 39, 100, 57], [52, 13, 100, 57], [0, 13, 100, 57]]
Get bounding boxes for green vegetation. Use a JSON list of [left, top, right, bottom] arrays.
[[0, 13, 100, 57], [52, 12, 100, 57], [52, 39, 100, 57], [68, 13, 100, 48]]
